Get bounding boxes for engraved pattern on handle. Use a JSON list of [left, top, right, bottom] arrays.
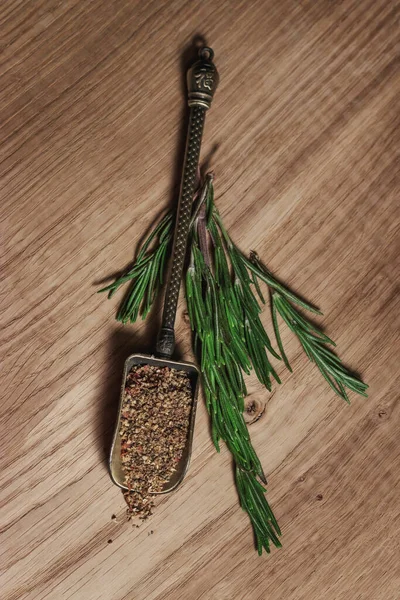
[[156, 106, 206, 358]]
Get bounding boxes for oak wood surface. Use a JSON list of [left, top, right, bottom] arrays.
[[1, 1, 399, 598]]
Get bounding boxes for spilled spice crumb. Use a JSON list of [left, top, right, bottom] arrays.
[[120, 364, 192, 521]]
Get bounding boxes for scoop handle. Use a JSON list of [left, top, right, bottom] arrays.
[[156, 47, 218, 358]]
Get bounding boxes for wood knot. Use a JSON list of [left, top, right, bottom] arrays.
[[243, 396, 266, 425], [375, 405, 390, 422]]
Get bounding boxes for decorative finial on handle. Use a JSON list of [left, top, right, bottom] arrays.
[[187, 47, 219, 110]]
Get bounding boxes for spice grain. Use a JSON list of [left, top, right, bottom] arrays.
[[120, 364, 192, 520]]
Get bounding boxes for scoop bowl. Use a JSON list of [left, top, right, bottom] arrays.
[[109, 353, 200, 494]]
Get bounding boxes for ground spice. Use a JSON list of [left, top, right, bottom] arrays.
[[119, 364, 192, 521]]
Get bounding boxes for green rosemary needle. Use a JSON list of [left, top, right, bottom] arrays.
[[236, 466, 282, 555], [271, 291, 368, 402], [98, 212, 173, 322]]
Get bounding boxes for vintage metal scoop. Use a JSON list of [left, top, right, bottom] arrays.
[[109, 47, 219, 493]]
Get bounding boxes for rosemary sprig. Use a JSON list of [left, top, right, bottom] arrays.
[[184, 184, 283, 552], [271, 291, 368, 402], [98, 212, 173, 322], [186, 236, 281, 552]]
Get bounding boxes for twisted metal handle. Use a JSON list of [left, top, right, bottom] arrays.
[[156, 48, 218, 358]]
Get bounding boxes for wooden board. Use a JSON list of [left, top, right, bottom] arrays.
[[1, 0, 399, 598]]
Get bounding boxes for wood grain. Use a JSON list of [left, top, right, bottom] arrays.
[[1, 1, 399, 598]]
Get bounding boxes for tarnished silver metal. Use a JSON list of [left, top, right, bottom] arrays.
[[110, 47, 218, 495], [156, 104, 205, 358], [156, 47, 218, 358], [187, 47, 219, 110]]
